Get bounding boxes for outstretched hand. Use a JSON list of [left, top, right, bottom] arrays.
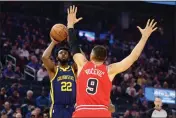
[[137, 19, 157, 40], [67, 5, 83, 28]]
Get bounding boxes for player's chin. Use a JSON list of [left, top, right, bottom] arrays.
[[60, 59, 68, 63]]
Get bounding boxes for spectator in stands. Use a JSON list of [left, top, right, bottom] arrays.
[[3, 64, 15, 79], [43, 108, 49, 118], [12, 107, 22, 118], [15, 107, 22, 114], [1, 32, 7, 40], [137, 72, 146, 86], [37, 65, 48, 81], [18, 45, 29, 60], [30, 109, 38, 118], [16, 35, 24, 47], [23, 90, 35, 106], [0, 87, 7, 106], [14, 66, 22, 79], [38, 113, 44, 118], [136, 88, 145, 107], [140, 100, 148, 115], [124, 102, 140, 118], [27, 55, 41, 70], [17, 83, 25, 97], [7, 90, 21, 107], [163, 81, 168, 88], [110, 85, 118, 104], [121, 73, 130, 92], [2, 40, 12, 58], [36, 91, 49, 109], [131, 78, 141, 92], [1, 110, 8, 118], [6, 83, 18, 96], [15, 113, 22, 118], [1, 101, 14, 117], [29, 107, 41, 118], [126, 82, 137, 97], [113, 86, 127, 111], [6, 83, 24, 97], [154, 80, 161, 88], [146, 77, 153, 86], [35, 108, 42, 116], [25, 105, 35, 118], [43, 113, 49, 118]]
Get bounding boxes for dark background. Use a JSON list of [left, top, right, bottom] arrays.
[[1, 1, 175, 61]]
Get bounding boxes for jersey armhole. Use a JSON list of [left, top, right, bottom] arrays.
[[77, 61, 89, 79], [106, 65, 113, 83], [71, 64, 77, 79], [50, 66, 59, 82]]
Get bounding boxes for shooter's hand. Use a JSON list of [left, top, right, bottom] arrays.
[[50, 37, 59, 45]]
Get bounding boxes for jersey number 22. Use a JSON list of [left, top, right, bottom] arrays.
[[61, 82, 72, 91]]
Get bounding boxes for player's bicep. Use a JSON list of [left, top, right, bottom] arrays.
[[73, 53, 87, 68], [108, 55, 134, 77], [42, 58, 55, 72]]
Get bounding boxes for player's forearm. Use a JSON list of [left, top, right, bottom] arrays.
[[130, 36, 148, 61], [42, 42, 56, 59], [67, 28, 81, 54]]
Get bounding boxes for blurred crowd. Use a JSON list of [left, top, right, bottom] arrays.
[[0, 10, 176, 118]]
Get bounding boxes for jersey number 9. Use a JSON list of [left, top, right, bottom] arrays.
[[61, 82, 72, 91], [86, 78, 98, 95]]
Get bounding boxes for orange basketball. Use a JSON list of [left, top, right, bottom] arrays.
[[50, 24, 68, 42]]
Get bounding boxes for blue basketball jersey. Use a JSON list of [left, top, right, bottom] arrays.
[[50, 65, 76, 106]]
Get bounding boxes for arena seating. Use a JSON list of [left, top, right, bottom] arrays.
[[0, 2, 175, 118]]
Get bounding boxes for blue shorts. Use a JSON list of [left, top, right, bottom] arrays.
[[50, 104, 75, 118]]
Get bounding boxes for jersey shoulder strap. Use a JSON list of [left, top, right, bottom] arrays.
[[50, 66, 59, 81]]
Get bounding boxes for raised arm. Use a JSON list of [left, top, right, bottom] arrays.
[[108, 19, 157, 81], [67, 5, 87, 68], [42, 39, 57, 78]]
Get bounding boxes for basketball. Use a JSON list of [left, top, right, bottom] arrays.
[[50, 24, 68, 42]]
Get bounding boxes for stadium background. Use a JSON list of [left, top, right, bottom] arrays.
[[0, 1, 176, 118]]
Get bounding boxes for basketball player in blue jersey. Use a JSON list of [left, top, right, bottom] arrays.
[[42, 37, 76, 118]]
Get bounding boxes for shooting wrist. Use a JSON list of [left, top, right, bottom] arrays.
[[50, 41, 57, 47]]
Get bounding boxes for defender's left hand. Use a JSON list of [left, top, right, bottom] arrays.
[[137, 19, 157, 40]]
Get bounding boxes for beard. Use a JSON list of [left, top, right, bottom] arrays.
[[57, 58, 69, 65]]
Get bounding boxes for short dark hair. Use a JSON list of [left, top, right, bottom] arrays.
[[92, 45, 107, 61], [155, 96, 161, 100], [54, 47, 70, 57]]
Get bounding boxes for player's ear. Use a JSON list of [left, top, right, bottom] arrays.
[[154, 101, 156, 106], [104, 56, 107, 61]]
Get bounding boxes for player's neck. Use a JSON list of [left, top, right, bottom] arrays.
[[91, 60, 104, 66], [58, 63, 69, 68], [155, 107, 162, 111]]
